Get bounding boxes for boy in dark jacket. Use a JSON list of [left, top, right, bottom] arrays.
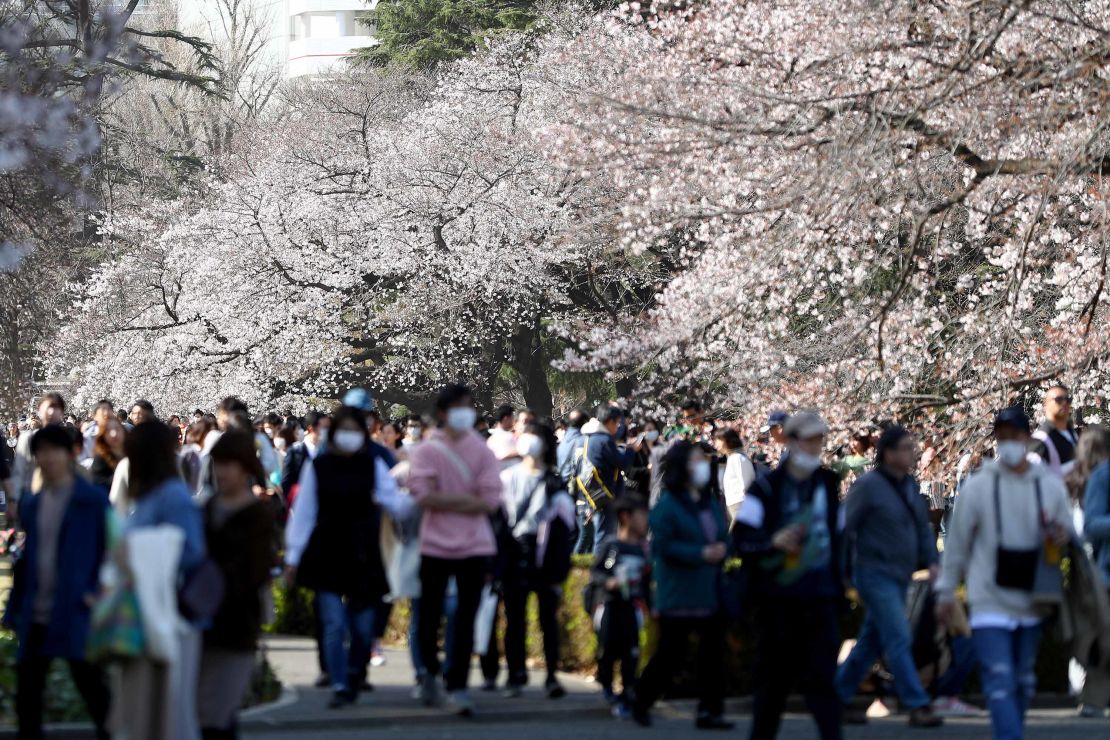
[[4, 425, 111, 740], [589, 496, 650, 719], [733, 411, 844, 740]]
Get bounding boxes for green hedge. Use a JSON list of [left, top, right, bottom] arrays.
[[268, 558, 1072, 695]]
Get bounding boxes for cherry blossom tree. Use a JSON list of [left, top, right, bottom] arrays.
[[547, 0, 1110, 451], [56, 20, 660, 415]]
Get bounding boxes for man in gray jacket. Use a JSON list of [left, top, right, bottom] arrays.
[[836, 425, 942, 728]]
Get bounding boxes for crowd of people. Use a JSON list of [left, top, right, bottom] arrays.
[[0, 382, 1109, 740]]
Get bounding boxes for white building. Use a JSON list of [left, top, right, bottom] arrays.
[[179, 0, 378, 79]]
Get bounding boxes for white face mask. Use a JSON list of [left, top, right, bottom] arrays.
[[446, 406, 477, 432], [996, 440, 1027, 468], [516, 433, 543, 460], [644, 430, 660, 443], [789, 448, 822, 475], [274, 438, 286, 452], [332, 429, 364, 454], [406, 427, 422, 441], [690, 459, 712, 488]]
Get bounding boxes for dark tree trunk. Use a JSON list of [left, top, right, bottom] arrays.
[[510, 319, 553, 418]]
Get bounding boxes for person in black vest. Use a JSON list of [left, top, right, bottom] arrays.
[[1031, 384, 1078, 478], [283, 406, 413, 708], [733, 410, 844, 740]]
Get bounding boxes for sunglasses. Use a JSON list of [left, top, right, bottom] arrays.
[[1051, 395, 1072, 404]]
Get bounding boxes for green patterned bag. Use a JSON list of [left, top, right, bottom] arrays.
[[86, 582, 145, 663]]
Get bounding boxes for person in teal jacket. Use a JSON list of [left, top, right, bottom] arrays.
[[632, 440, 732, 730]]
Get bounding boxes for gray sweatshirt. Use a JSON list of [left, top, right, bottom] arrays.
[[936, 459, 1073, 620], [843, 469, 938, 584]]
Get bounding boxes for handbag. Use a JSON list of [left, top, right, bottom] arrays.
[[992, 474, 1062, 602], [178, 558, 226, 622], [86, 582, 145, 663]]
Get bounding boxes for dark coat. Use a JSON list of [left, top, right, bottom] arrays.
[[733, 464, 844, 601], [650, 487, 729, 614], [204, 497, 274, 651], [4, 477, 109, 659]]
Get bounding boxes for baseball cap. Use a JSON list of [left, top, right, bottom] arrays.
[[342, 388, 375, 412], [783, 410, 829, 440], [993, 406, 1031, 434], [759, 410, 789, 434]]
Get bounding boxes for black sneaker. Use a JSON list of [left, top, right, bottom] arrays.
[[327, 690, 355, 709], [695, 714, 734, 730], [314, 673, 331, 689], [632, 706, 652, 727], [545, 677, 566, 699]]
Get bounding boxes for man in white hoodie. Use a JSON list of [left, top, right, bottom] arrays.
[[936, 406, 1072, 740]]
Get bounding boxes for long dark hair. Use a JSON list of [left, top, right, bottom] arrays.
[[661, 439, 696, 496], [209, 430, 265, 487], [126, 421, 182, 500]]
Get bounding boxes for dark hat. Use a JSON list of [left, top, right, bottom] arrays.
[[993, 405, 1031, 434], [759, 410, 789, 433]]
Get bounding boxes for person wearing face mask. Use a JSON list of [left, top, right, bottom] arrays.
[[733, 410, 845, 740], [284, 405, 413, 709], [498, 422, 573, 700], [631, 440, 731, 730], [407, 384, 503, 717], [402, 415, 426, 448], [936, 406, 1073, 740], [627, 420, 661, 499]]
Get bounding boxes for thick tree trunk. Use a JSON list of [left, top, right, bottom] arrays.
[[510, 319, 553, 418]]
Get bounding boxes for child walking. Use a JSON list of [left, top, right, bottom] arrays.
[[589, 496, 650, 719]]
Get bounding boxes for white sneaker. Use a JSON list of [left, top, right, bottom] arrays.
[[370, 653, 386, 668], [447, 689, 475, 717], [931, 697, 987, 717]]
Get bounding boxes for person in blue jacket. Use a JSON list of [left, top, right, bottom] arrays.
[[631, 440, 732, 730], [576, 405, 636, 554], [4, 424, 111, 740]]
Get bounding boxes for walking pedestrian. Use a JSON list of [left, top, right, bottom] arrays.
[[198, 431, 275, 738], [574, 404, 635, 555], [11, 393, 66, 508], [1075, 425, 1110, 718], [499, 422, 570, 699], [408, 384, 502, 717], [836, 425, 943, 728], [590, 496, 650, 720], [936, 406, 1073, 740], [734, 410, 844, 740], [5, 424, 111, 740], [113, 420, 207, 740], [632, 440, 732, 730], [88, 413, 126, 490], [284, 405, 411, 708]]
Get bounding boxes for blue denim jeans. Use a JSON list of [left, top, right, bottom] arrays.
[[972, 625, 1041, 740], [591, 504, 616, 557], [934, 634, 977, 698], [316, 592, 375, 694], [835, 570, 930, 710]]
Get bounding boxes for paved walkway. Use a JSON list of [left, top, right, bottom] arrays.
[[242, 636, 610, 732]]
